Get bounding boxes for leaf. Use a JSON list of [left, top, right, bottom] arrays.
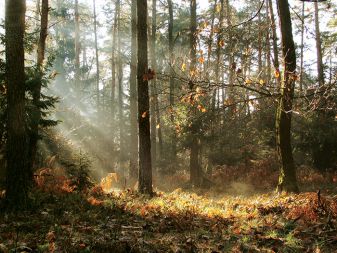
[[259, 79, 265, 86], [142, 111, 147, 118], [219, 40, 225, 47], [197, 104, 207, 112], [181, 63, 186, 72], [245, 79, 252, 85], [274, 70, 280, 78], [216, 3, 221, 13], [198, 56, 205, 64], [156, 124, 160, 129]]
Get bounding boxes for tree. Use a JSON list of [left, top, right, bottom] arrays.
[[189, 0, 202, 187], [5, 0, 30, 208], [74, 0, 80, 93], [314, 1, 324, 86], [168, 0, 177, 163], [150, 0, 157, 170], [275, 0, 299, 193], [129, 0, 138, 179], [268, 0, 280, 83], [137, 0, 152, 195], [93, 0, 100, 108]]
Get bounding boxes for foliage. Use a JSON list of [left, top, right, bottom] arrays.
[[1, 187, 336, 252]]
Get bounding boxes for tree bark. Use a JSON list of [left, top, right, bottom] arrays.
[[268, 0, 280, 87], [189, 0, 201, 187], [276, 0, 299, 193], [265, 0, 271, 83], [314, 1, 324, 86], [150, 0, 157, 170], [74, 0, 80, 93], [117, 2, 125, 167], [299, 1, 305, 92], [129, 0, 138, 179], [111, 0, 119, 116], [225, 0, 235, 116], [168, 0, 177, 162], [137, 0, 152, 195], [5, 0, 30, 209], [93, 0, 100, 108]]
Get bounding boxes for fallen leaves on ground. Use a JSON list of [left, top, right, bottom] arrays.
[[0, 187, 336, 252]]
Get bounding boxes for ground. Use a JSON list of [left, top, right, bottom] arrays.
[[0, 186, 336, 253]]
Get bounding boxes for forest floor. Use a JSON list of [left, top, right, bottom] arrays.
[[1, 184, 337, 253]]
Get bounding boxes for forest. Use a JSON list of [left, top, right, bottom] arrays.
[[0, 0, 336, 252]]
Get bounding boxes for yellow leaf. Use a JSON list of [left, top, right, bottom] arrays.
[[245, 79, 252, 85], [259, 79, 265, 86], [142, 111, 147, 118], [181, 63, 186, 72], [216, 3, 221, 13], [156, 124, 160, 129]]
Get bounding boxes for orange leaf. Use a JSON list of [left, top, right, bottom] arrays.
[[274, 70, 280, 78], [142, 111, 147, 118]]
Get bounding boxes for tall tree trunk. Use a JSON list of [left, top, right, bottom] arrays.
[[129, 0, 138, 179], [314, 1, 324, 86], [111, 0, 119, 116], [258, 5, 263, 77], [299, 1, 305, 92], [5, 0, 30, 209], [28, 0, 49, 174], [117, 2, 125, 169], [168, 0, 177, 163], [268, 0, 280, 87], [189, 0, 201, 187], [265, 0, 271, 83], [137, 0, 152, 195], [225, 0, 235, 116], [93, 0, 100, 108], [74, 0, 80, 93], [276, 0, 299, 193], [150, 0, 157, 170]]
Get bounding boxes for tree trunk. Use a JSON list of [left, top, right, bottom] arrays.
[[189, 0, 201, 187], [190, 135, 201, 186], [150, 0, 157, 170], [265, 0, 271, 83], [74, 0, 80, 93], [111, 0, 118, 116], [299, 1, 305, 92], [137, 0, 152, 195], [168, 0, 177, 163], [117, 2, 125, 168], [268, 0, 280, 87], [129, 0, 138, 179], [275, 0, 299, 193], [28, 0, 49, 174], [314, 1, 324, 86], [5, 0, 30, 209], [225, 0, 235, 116], [93, 0, 100, 108]]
